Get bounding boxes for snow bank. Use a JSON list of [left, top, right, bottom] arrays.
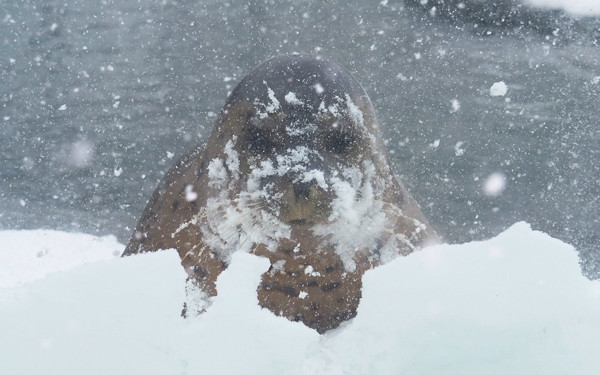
[[1, 223, 599, 374], [524, 0, 600, 16], [0, 230, 122, 288]]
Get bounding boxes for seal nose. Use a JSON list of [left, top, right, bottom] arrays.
[[293, 181, 312, 200]]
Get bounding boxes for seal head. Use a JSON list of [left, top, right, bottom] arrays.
[[123, 55, 436, 333]]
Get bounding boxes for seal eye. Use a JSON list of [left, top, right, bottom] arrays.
[[247, 129, 275, 154], [326, 131, 355, 155]]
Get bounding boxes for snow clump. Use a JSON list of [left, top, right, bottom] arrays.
[[490, 81, 508, 97]]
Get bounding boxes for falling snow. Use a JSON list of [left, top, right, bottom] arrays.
[[284, 91, 304, 106], [2, 1, 600, 371], [490, 81, 508, 97], [483, 172, 507, 197], [454, 141, 466, 156]]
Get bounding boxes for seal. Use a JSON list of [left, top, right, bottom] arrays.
[[123, 55, 437, 333]]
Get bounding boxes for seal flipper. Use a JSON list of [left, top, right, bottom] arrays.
[[123, 144, 228, 300]]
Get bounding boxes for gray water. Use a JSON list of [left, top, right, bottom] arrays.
[[1, 0, 599, 278]]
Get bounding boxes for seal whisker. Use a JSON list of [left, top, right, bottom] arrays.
[[238, 220, 262, 249], [381, 202, 424, 223], [233, 199, 263, 208], [211, 209, 264, 246], [217, 222, 247, 244]]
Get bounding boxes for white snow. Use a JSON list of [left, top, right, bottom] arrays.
[[0, 230, 121, 288], [313, 162, 388, 271], [224, 136, 240, 181], [344, 94, 365, 128], [304, 265, 321, 277], [524, 0, 600, 15], [1, 223, 599, 374], [184, 184, 198, 202], [256, 82, 281, 119], [202, 114, 395, 271], [300, 169, 328, 190], [207, 157, 227, 188], [490, 81, 508, 97], [203, 151, 292, 258], [285, 91, 304, 106]]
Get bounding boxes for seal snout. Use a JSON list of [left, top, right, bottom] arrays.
[[293, 181, 312, 200], [280, 180, 330, 225]]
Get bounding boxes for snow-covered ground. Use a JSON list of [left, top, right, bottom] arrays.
[[524, 0, 600, 15], [1, 222, 599, 374], [0, 230, 122, 288]]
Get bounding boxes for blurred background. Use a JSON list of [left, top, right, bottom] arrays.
[[1, 0, 598, 278]]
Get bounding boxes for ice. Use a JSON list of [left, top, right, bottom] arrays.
[[524, 0, 600, 15], [1, 223, 599, 374]]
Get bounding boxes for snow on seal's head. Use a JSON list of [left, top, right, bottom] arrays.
[[123, 54, 437, 333]]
